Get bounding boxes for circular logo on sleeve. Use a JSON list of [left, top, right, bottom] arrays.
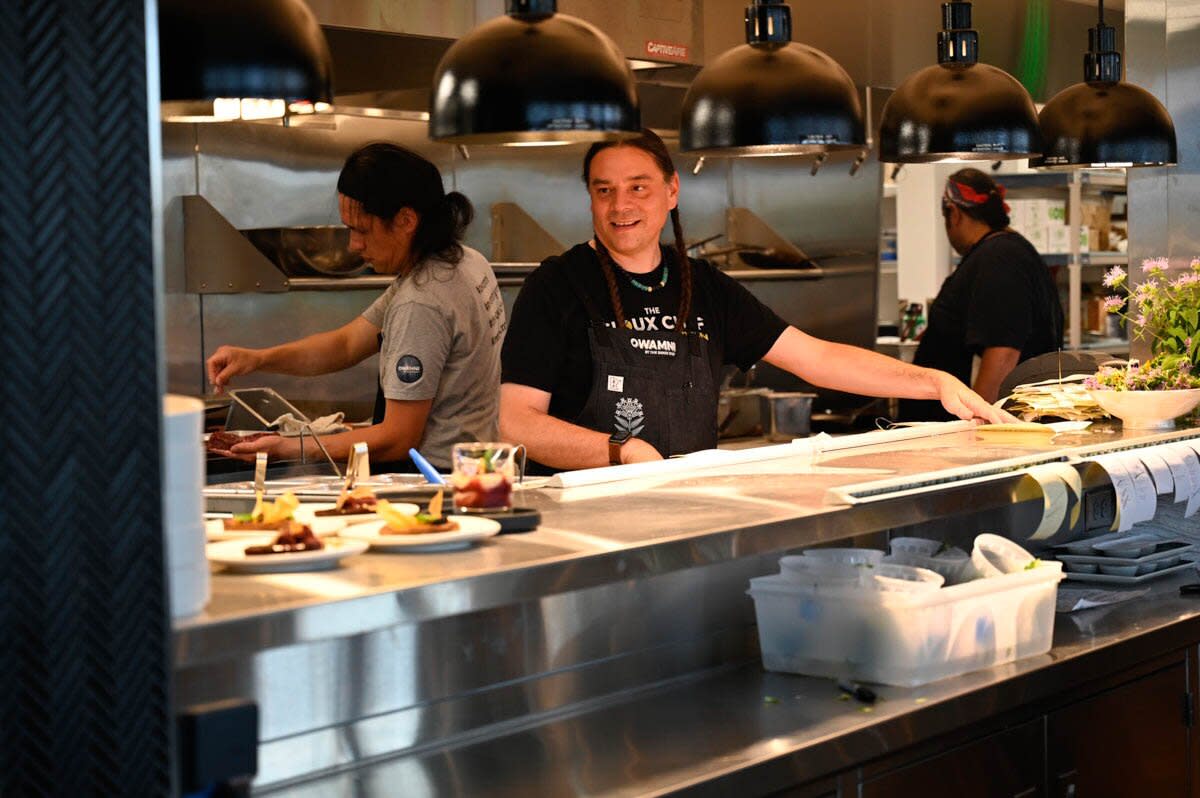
[[395, 355, 423, 384]]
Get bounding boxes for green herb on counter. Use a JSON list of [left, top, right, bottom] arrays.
[[233, 513, 254, 522], [1025, 559, 1041, 570]]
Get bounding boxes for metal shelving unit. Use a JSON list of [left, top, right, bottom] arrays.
[[1000, 168, 1128, 350]]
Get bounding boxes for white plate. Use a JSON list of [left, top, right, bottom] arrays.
[[1055, 541, 1192, 567], [205, 516, 346, 541], [206, 537, 369, 573], [341, 515, 501, 552], [1063, 558, 1197, 585]]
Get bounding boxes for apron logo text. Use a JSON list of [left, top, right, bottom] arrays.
[[629, 337, 677, 356]]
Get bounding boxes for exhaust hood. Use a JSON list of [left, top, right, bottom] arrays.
[[306, 0, 702, 128]]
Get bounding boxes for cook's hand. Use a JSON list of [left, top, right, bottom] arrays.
[[206, 345, 264, 393], [224, 435, 297, 462], [621, 437, 663, 464], [933, 372, 1019, 425]]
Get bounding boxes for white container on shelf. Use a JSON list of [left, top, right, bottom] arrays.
[[748, 562, 1063, 687]]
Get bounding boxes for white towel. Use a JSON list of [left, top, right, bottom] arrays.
[[268, 411, 349, 437]]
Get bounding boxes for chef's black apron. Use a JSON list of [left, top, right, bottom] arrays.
[[563, 260, 719, 458]]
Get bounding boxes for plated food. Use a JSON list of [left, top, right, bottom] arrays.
[[223, 491, 301, 532], [315, 486, 379, 516], [244, 521, 323, 555], [375, 492, 458, 534], [341, 491, 501, 551], [206, 537, 368, 573]]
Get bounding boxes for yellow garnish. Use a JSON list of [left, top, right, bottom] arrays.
[[260, 491, 300, 525], [376, 499, 419, 530], [427, 489, 444, 519], [251, 489, 264, 520]]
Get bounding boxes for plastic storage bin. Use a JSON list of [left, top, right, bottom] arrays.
[[748, 562, 1063, 687]]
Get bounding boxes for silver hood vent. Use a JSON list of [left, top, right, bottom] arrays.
[[306, 0, 701, 127]]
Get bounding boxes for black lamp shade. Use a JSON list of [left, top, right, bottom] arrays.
[[1032, 81, 1177, 169], [430, 12, 639, 144], [159, 0, 333, 121], [879, 62, 1043, 163], [680, 42, 865, 155]]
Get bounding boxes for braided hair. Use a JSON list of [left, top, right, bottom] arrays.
[[582, 130, 693, 332]]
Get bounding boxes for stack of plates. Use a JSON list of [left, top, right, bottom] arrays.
[[1053, 535, 1196, 585]]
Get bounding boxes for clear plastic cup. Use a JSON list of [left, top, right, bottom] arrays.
[[450, 442, 522, 513]]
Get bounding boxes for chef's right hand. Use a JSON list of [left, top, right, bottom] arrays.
[[621, 438, 663, 464], [206, 345, 263, 393]]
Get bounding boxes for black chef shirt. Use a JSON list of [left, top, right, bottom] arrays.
[[502, 243, 788, 423], [903, 230, 1063, 421]]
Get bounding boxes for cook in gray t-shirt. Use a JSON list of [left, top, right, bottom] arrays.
[[361, 245, 506, 470]]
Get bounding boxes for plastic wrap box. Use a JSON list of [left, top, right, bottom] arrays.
[[748, 562, 1064, 687]]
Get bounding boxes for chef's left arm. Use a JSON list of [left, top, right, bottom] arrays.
[[762, 326, 1016, 424]]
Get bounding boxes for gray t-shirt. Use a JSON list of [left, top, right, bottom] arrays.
[[362, 246, 506, 470]]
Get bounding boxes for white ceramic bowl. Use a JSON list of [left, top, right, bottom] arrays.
[[1089, 388, 1200, 430], [972, 533, 1036, 578]]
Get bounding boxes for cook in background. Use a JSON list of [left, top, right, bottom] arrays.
[[499, 130, 1012, 473], [206, 143, 505, 471], [901, 169, 1064, 421]]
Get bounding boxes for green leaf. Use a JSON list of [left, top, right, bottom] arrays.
[[233, 513, 253, 522]]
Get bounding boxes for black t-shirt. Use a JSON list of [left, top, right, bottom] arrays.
[[905, 230, 1064, 420], [502, 243, 788, 422]]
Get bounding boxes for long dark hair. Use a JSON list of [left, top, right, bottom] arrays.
[[582, 130, 693, 332], [337, 142, 474, 267]]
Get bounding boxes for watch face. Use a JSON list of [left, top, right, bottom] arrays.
[[609, 430, 631, 445]]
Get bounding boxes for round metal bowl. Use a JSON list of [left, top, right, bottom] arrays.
[[243, 226, 367, 276]]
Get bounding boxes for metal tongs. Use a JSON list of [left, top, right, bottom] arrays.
[[251, 452, 268, 515], [335, 442, 370, 509]]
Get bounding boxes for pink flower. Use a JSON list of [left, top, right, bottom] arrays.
[[1143, 257, 1169, 273], [1192, 258, 1200, 272], [1134, 314, 1147, 328], [1102, 296, 1124, 313], [1102, 266, 1126, 287]]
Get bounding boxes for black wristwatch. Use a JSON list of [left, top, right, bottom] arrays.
[[608, 429, 632, 465]]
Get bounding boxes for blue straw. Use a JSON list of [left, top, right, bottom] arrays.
[[408, 448, 445, 485]]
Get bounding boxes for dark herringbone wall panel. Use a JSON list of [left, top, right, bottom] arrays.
[[0, 1, 171, 796]]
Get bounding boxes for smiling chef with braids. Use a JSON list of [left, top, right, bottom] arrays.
[[499, 129, 1013, 473]]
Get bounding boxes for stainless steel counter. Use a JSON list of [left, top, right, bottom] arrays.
[[263, 571, 1200, 797], [179, 423, 1198, 664], [175, 421, 1200, 791]]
